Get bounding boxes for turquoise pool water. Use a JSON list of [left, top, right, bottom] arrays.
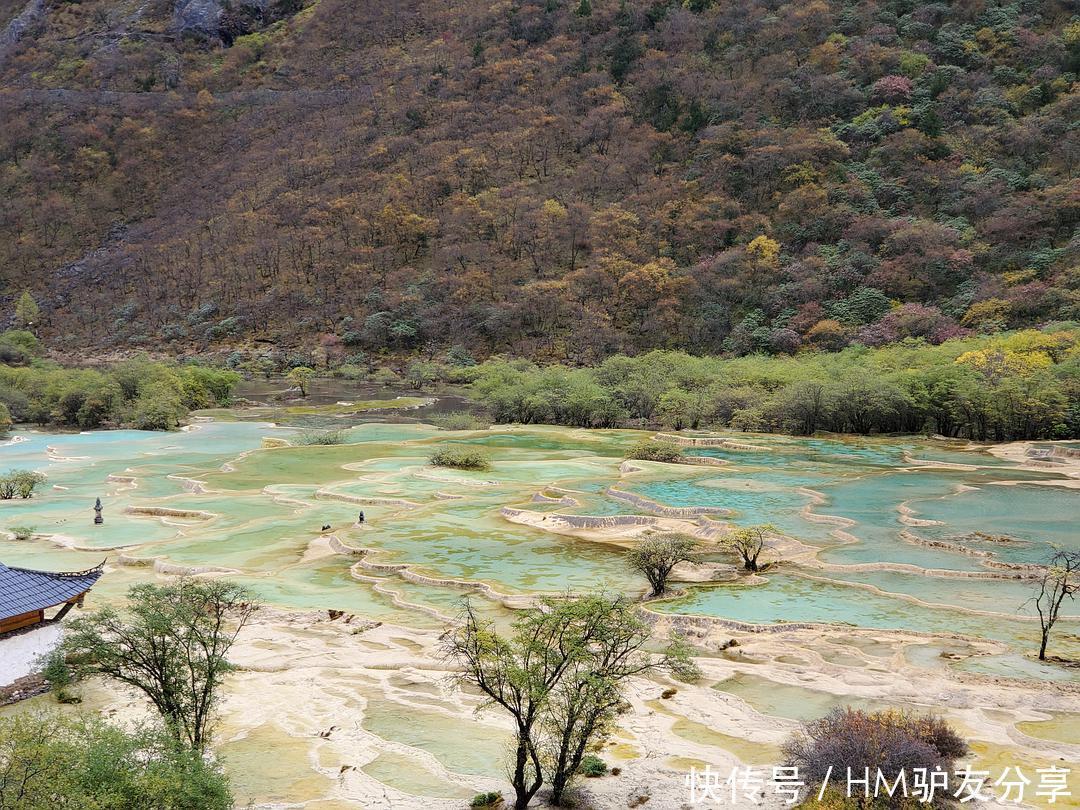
[[2, 421, 1077, 681]]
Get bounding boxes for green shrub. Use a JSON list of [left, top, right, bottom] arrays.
[[128, 383, 186, 430], [0, 469, 46, 499], [579, 754, 608, 777], [665, 632, 704, 683], [0, 329, 42, 365], [446, 344, 477, 367], [9, 524, 34, 541], [467, 334, 1080, 441], [431, 411, 492, 431], [0, 712, 233, 808], [429, 446, 492, 471], [177, 365, 241, 409], [294, 429, 348, 446], [470, 791, 503, 807], [37, 648, 80, 703], [443, 363, 485, 385], [335, 364, 369, 380], [625, 439, 684, 463]]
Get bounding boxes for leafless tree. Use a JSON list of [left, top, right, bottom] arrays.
[[1028, 550, 1080, 661]]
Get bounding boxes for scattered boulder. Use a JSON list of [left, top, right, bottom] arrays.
[[0, 673, 48, 707]]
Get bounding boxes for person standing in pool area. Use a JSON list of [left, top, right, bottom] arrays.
[[357, 511, 365, 525]]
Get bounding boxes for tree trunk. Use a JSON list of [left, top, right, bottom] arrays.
[[649, 574, 662, 597], [512, 740, 530, 809], [1039, 628, 1049, 661], [511, 734, 540, 809], [551, 771, 568, 806]]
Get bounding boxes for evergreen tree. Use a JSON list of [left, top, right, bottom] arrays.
[[14, 291, 40, 330]]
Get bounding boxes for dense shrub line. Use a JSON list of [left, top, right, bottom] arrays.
[[0, 336, 239, 431], [467, 327, 1080, 441]]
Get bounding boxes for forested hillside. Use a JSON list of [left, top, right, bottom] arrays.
[[1, 0, 1077, 363]]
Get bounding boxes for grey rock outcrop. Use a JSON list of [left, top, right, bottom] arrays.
[[174, 0, 223, 37], [173, 0, 273, 38], [1, 0, 47, 62]]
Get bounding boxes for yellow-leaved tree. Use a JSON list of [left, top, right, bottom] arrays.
[[746, 234, 781, 265]]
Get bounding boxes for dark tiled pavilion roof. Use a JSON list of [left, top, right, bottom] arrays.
[[0, 562, 103, 621]]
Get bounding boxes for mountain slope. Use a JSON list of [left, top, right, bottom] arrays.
[[1, 0, 1077, 362]]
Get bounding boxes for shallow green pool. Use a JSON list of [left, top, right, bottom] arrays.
[[3, 421, 1077, 681]]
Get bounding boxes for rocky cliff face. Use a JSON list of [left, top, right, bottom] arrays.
[[173, 0, 222, 37], [0, 0, 47, 56], [174, 0, 274, 40]]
